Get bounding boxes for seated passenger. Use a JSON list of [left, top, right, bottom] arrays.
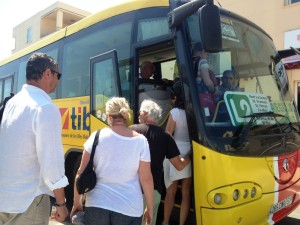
[[213, 70, 240, 122], [138, 61, 173, 125], [215, 70, 240, 103], [139, 61, 164, 92], [139, 61, 155, 80]]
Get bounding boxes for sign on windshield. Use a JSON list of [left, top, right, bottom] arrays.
[[224, 91, 275, 126]]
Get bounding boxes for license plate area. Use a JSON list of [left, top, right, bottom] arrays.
[[270, 195, 294, 214]]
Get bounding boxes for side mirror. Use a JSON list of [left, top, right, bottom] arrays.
[[198, 4, 222, 52]]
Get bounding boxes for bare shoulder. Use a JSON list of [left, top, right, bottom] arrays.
[[132, 129, 140, 137]]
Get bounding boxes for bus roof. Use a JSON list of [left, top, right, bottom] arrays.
[[0, 0, 169, 66]]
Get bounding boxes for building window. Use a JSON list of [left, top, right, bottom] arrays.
[[27, 27, 32, 43], [291, 0, 300, 3]]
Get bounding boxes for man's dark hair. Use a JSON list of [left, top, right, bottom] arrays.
[[26, 53, 57, 81]]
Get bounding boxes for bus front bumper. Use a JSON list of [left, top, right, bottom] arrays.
[[200, 192, 300, 225]]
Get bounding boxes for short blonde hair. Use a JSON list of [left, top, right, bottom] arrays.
[[105, 97, 131, 122]]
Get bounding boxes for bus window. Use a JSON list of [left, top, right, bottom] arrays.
[[0, 76, 13, 103], [118, 62, 131, 100], [62, 21, 132, 99], [0, 81, 2, 103], [90, 50, 121, 124], [137, 17, 169, 41], [3, 77, 12, 98], [161, 59, 177, 81], [17, 59, 27, 92]]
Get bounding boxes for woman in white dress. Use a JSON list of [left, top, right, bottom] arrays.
[[162, 80, 192, 225]]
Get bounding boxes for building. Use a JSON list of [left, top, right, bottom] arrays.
[[218, 0, 300, 108], [12, 1, 91, 54]]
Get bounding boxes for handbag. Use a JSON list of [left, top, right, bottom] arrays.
[[76, 129, 100, 194]]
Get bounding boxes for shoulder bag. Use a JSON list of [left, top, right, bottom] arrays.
[[76, 129, 100, 194]]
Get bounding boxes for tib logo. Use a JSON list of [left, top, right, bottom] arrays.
[[59, 106, 90, 130]]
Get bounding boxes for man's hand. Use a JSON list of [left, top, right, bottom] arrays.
[[55, 205, 68, 222]]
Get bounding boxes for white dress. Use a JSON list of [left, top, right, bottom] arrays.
[[164, 108, 191, 188]]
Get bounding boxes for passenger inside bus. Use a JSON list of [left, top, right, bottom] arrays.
[[139, 61, 171, 92], [193, 43, 219, 120], [213, 69, 240, 122], [215, 69, 240, 103], [139, 61, 155, 79], [138, 60, 173, 126]]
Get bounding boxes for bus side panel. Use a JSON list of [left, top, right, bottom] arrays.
[[54, 96, 90, 153]]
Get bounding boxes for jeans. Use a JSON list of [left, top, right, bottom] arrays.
[[84, 207, 142, 225]]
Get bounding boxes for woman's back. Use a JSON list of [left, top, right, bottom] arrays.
[[170, 108, 189, 143], [93, 128, 148, 183], [84, 128, 150, 217]]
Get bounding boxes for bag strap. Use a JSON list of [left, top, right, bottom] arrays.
[[90, 129, 100, 161]]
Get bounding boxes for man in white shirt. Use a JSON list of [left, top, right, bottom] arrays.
[[0, 53, 69, 224]]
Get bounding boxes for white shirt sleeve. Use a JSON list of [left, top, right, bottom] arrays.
[[170, 108, 180, 122], [35, 103, 68, 191]]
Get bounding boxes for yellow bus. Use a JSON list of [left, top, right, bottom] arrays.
[[1, 0, 300, 224]]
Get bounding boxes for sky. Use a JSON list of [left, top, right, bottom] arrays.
[[0, 0, 124, 61]]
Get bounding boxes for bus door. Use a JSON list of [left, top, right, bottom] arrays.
[[133, 39, 175, 125], [89, 50, 122, 132], [0, 75, 14, 105]]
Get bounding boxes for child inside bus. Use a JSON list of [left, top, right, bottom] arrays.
[[193, 42, 219, 119]]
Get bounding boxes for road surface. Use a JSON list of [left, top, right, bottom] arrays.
[[49, 203, 300, 225]]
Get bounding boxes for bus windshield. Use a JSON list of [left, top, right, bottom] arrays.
[[187, 12, 300, 156]]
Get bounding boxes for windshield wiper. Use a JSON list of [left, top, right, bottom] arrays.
[[231, 112, 286, 150]]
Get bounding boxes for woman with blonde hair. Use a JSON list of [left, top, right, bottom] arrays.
[[71, 97, 154, 225]]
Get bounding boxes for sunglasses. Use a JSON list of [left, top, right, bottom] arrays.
[[51, 69, 62, 80]]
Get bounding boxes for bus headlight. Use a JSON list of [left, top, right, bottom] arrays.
[[214, 193, 222, 205], [251, 187, 257, 198], [243, 189, 248, 199], [233, 189, 239, 201], [207, 182, 262, 208]]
